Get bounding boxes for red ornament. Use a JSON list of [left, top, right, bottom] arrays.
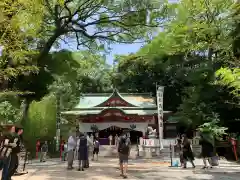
[[124, 116, 130, 120]]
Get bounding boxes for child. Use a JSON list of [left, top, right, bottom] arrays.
[[92, 138, 100, 161]]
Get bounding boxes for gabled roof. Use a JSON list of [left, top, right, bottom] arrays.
[[74, 89, 156, 109]]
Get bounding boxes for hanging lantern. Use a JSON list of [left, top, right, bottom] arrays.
[[96, 117, 99, 122], [124, 116, 130, 120]]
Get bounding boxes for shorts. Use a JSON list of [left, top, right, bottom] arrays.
[[93, 148, 99, 155], [119, 153, 128, 164]]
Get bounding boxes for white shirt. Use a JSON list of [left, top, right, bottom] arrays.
[[87, 136, 93, 146], [67, 136, 76, 151]]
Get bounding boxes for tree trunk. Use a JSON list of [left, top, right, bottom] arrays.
[[21, 98, 31, 127], [36, 30, 62, 62]]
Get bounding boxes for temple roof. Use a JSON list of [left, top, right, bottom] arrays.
[[61, 89, 172, 116], [74, 89, 156, 109]]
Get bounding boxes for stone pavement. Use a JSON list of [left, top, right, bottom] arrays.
[[8, 158, 240, 180]]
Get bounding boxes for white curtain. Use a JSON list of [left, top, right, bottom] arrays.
[[78, 122, 148, 133]]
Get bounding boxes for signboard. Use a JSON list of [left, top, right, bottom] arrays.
[[144, 139, 154, 147]]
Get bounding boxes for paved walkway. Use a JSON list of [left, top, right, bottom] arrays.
[[10, 158, 240, 180]]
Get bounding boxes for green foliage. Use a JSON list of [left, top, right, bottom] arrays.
[[215, 67, 240, 97], [115, 0, 240, 133], [197, 113, 228, 140], [0, 100, 23, 124], [24, 94, 56, 151]]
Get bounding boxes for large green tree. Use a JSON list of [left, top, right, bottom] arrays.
[[115, 0, 240, 132]]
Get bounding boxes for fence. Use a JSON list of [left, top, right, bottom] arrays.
[[138, 138, 201, 158], [141, 138, 200, 147]]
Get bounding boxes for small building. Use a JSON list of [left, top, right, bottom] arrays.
[[61, 89, 176, 144]]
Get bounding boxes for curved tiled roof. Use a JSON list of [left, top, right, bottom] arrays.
[[74, 89, 156, 109]]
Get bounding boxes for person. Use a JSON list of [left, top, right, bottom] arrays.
[[92, 138, 100, 161], [175, 137, 184, 167], [182, 134, 195, 169], [40, 141, 48, 162], [1, 125, 20, 180], [63, 141, 67, 161], [85, 133, 93, 168], [200, 133, 214, 169], [115, 134, 119, 147], [109, 134, 113, 145], [12, 128, 23, 174], [67, 132, 76, 170], [78, 133, 88, 171], [118, 131, 131, 178]]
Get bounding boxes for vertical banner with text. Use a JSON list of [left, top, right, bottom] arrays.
[[156, 85, 164, 149]]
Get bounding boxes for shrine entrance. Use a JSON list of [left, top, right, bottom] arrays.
[[97, 126, 143, 145]]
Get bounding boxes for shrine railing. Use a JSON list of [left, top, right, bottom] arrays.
[[140, 138, 200, 147]]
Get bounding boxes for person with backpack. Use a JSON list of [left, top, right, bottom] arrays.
[[92, 138, 100, 161], [118, 131, 131, 179]]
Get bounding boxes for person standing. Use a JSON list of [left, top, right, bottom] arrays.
[[115, 134, 119, 147], [78, 133, 88, 171], [182, 134, 195, 169], [40, 141, 48, 162], [67, 132, 76, 170], [63, 142, 67, 161], [1, 125, 19, 180], [118, 131, 131, 178], [200, 133, 214, 169], [12, 128, 23, 174], [109, 134, 113, 145], [92, 138, 100, 161]]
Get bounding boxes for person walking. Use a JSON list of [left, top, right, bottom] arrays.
[[182, 134, 195, 169], [40, 141, 48, 162], [118, 131, 131, 178], [67, 132, 76, 170], [175, 137, 184, 167], [200, 133, 214, 169], [78, 133, 88, 171]]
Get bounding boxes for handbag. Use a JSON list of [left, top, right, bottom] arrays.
[[210, 156, 219, 166]]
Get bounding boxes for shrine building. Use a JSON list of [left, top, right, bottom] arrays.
[[61, 89, 176, 144]]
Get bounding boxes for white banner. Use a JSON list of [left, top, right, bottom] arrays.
[[78, 122, 148, 133]]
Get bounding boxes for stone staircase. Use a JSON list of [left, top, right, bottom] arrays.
[[98, 145, 174, 159]]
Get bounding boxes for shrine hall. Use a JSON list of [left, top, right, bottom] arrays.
[[61, 89, 176, 144]]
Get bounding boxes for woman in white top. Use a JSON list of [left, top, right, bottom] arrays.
[[67, 133, 76, 169]]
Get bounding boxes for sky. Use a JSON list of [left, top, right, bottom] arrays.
[[59, 40, 144, 65]]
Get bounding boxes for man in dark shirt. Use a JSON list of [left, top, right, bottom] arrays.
[[118, 131, 131, 178]]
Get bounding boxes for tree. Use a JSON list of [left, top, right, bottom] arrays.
[[1, 0, 168, 125], [0, 0, 43, 89], [0, 101, 23, 124], [115, 0, 240, 133], [215, 68, 240, 98]]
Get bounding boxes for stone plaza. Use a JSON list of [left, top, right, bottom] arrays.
[[10, 158, 240, 180]]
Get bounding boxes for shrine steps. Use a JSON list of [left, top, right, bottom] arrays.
[[98, 145, 173, 159]]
